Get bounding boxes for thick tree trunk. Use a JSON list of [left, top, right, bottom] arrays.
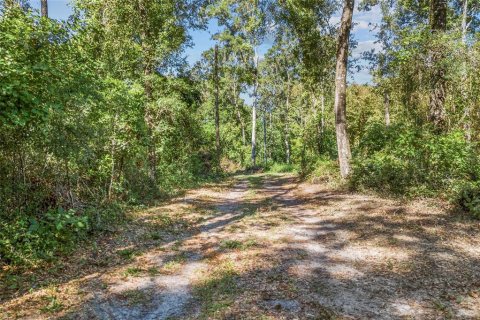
[[428, 0, 447, 131], [334, 0, 354, 178], [41, 0, 48, 17], [214, 45, 221, 163]]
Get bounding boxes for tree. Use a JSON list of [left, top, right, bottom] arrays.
[[429, 0, 448, 130], [41, 0, 48, 17], [334, 0, 354, 178], [214, 44, 221, 163]]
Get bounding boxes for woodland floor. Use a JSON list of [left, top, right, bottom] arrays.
[[1, 173, 480, 319]]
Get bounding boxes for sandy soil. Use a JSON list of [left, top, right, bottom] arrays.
[[1, 173, 479, 319]]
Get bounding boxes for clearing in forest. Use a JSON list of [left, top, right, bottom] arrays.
[[1, 173, 479, 319]]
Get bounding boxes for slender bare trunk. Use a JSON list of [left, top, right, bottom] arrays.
[[237, 107, 246, 146], [251, 49, 259, 167], [285, 94, 291, 165], [251, 103, 257, 167], [138, 0, 157, 184], [41, 0, 48, 17], [108, 113, 118, 201], [384, 92, 391, 127], [334, 0, 354, 178], [461, 0, 471, 140], [214, 45, 221, 162], [428, 0, 447, 131], [284, 71, 291, 164], [233, 77, 246, 146], [321, 93, 325, 133], [263, 111, 267, 167], [462, 0, 468, 44]]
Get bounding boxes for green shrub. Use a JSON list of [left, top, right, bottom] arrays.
[[351, 124, 479, 199], [308, 158, 340, 185], [0, 208, 89, 266], [452, 181, 480, 219], [267, 163, 297, 173]]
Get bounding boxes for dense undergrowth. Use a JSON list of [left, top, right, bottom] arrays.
[[0, 8, 219, 268], [349, 123, 480, 218]]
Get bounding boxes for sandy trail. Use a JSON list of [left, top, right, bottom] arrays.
[[1, 174, 479, 319]]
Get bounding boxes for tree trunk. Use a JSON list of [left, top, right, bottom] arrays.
[[214, 45, 221, 163], [138, 0, 157, 184], [251, 103, 257, 167], [321, 93, 325, 134], [251, 50, 259, 167], [284, 70, 291, 165], [461, 0, 468, 44], [384, 92, 391, 127], [284, 94, 291, 165], [428, 0, 447, 131], [108, 113, 118, 201], [461, 0, 471, 140], [41, 0, 48, 17], [334, 0, 354, 178], [233, 76, 246, 146], [263, 111, 267, 167]]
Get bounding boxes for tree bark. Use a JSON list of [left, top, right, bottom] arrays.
[[214, 45, 221, 163], [334, 0, 354, 178], [428, 0, 447, 131], [41, 0, 48, 17]]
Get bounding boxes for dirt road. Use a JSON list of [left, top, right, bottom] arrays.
[[2, 174, 479, 319]]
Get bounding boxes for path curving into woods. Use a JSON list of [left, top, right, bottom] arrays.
[[1, 174, 479, 319]]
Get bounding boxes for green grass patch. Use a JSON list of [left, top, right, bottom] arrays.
[[194, 259, 239, 317], [160, 252, 188, 274], [117, 248, 140, 260], [40, 295, 63, 314], [266, 163, 297, 173], [220, 238, 258, 251], [247, 175, 263, 189], [123, 267, 143, 277]]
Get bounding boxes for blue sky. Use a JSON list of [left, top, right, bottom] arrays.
[[29, 0, 380, 84]]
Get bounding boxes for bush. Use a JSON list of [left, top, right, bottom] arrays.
[[0, 208, 89, 266], [452, 181, 480, 219], [308, 158, 340, 185], [350, 123, 480, 199]]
